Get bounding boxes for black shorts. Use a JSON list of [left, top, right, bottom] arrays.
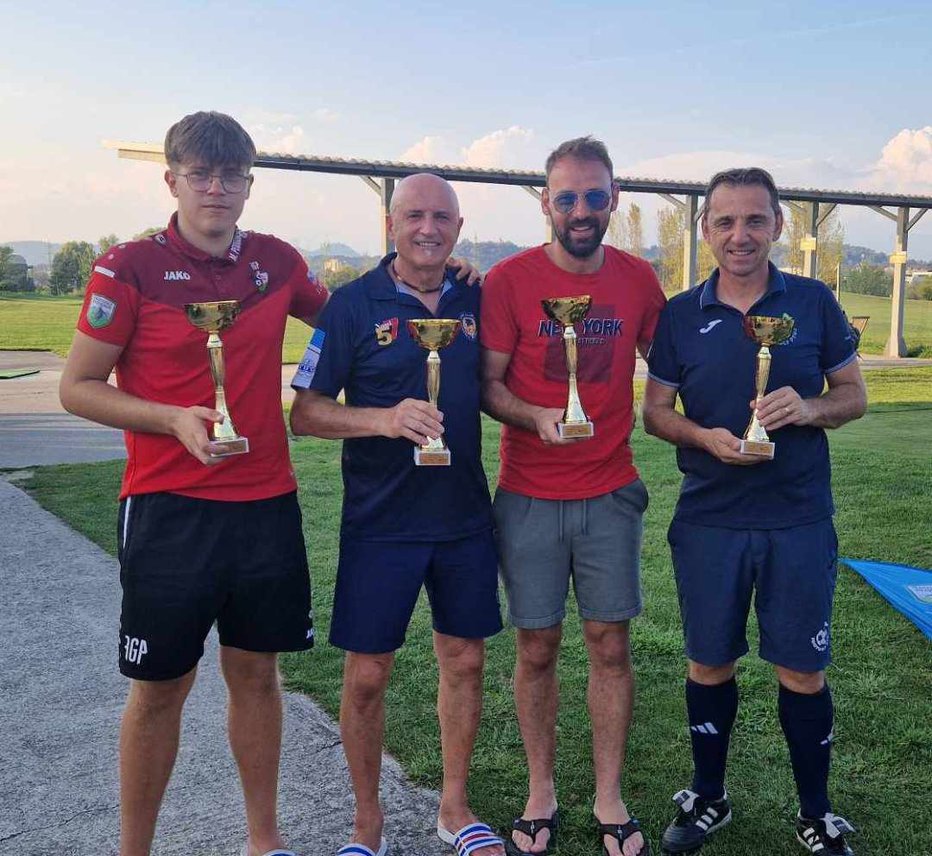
[[117, 491, 313, 681]]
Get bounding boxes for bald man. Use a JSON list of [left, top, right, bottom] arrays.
[[291, 174, 504, 856]]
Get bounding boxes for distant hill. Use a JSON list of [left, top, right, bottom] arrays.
[[453, 239, 529, 273], [1, 241, 62, 267], [305, 242, 360, 258]]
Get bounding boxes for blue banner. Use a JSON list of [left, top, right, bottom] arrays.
[[843, 558, 932, 641]]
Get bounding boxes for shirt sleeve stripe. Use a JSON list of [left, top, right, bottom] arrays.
[[825, 351, 858, 375], [93, 265, 116, 278], [647, 371, 680, 389]]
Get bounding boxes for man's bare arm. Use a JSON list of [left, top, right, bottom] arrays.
[[756, 360, 867, 432], [290, 388, 443, 446], [642, 377, 763, 466], [59, 331, 222, 465], [480, 347, 568, 445]]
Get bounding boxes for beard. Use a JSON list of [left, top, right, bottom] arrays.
[[553, 215, 608, 259]]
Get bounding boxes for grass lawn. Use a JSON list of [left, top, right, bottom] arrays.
[[21, 370, 932, 855], [5, 290, 932, 360]]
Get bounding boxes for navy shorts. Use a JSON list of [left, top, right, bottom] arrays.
[[329, 530, 503, 654], [669, 517, 838, 672], [117, 491, 313, 681]]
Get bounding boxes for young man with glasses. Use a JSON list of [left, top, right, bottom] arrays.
[[59, 111, 328, 856], [480, 137, 666, 856]]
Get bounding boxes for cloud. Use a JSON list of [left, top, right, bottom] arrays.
[[870, 127, 932, 190], [399, 136, 446, 164], [461, 126, 535, 169], [311, 108, 340, 123], [249, 124, 307, 156]]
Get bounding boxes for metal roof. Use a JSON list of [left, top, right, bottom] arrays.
[[105, 141, 932, 210]]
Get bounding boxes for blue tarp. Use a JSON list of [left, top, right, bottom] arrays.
[[842, 558, 932, 641]]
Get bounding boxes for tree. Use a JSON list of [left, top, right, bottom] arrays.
[[321, 266, 360, 290], [908, 276, 932, 301], [608, 202, 644, 257], [781, 204, 844, 282], [656, 205, 715, 290], [133, 226, 163, 240], [0, 246, 12, 286], [49, 241, 96, 295], [98, 234, 120, 253], [843, 263, 890, 297]]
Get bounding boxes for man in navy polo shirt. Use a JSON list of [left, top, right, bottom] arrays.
[[290, 173, 504, 856], [642, 167, 866, 856]]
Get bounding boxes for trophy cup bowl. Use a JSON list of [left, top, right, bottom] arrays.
[[739, 313, 795, 459], [184, 300, 250, 457], [541, 295, 595, 440], [407, 318, 461, 466]]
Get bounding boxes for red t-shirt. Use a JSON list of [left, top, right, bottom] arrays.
[[76, 215, 329, 501], [480, 245, 666, 499]]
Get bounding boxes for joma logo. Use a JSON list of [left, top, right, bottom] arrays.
[[164, 270, 191, 281]]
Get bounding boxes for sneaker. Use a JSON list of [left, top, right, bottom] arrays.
[[796, 812, 855, 855], [660, 789, 732, 854]]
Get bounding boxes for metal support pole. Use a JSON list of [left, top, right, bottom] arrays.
[[801, 201, 819, 279], [380, 178, 395, 256], [885, 206, 909, 358], [682, 195, 698, 292]]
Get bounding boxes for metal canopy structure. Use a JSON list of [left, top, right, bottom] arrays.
[[108, 141, 932, 357]]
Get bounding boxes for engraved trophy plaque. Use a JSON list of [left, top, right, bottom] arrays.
[[407, 318, 461, 466], [740, 313, 796, 459], [184, 300, 250, 457], [541, 295, 595, 439]]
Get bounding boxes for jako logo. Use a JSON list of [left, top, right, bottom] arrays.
[[124, 635, 148, 664], [164, 270, 191, 281]]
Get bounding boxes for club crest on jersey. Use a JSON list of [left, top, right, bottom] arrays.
[[87, 293, 117, 329], [459, 313, 478, 340], [248, 262, 269, 293], [375, 317, 399, 346], [163, 270, 191, 281]]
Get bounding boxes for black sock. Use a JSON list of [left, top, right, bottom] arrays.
[[778, 683, 833, 819], [686, 676, 738, 800]]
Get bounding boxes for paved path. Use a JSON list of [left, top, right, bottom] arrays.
[[0, 478, 449, 856]]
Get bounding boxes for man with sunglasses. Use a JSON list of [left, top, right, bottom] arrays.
[[480, 137, 665, 856], [59, 111, 329, 856]]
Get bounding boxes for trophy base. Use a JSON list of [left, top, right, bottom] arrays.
[[739, 438, 775, 459], [414, 447, 451, 466], [558, 421, 594, 440], [208, 436, 250, 458]]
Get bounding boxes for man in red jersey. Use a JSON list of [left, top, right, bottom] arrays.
[[480, 137, 665, 856], [59, 112, 327, 856]]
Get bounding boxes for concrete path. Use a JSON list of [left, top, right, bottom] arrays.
[[0, 481, 449, 855]]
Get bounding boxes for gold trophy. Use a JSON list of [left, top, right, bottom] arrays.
[[740, 313, 796, 459], [541, 295, 595, 439], [407, 318, 461, 466], [184, 300, 250, 457]]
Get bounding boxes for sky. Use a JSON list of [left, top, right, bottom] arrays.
[[2, 0, 932, 258]]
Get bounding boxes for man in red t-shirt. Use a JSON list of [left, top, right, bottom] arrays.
[[481, 137, 665, 856], [60, 112, 328, 856]]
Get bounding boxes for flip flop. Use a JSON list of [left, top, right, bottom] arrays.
[[504, 809, 559, 856], [438, 820, 504, 856], [336, 840, 388, 856], [595, 815, 650, 856], [241, 847, 298, 856]]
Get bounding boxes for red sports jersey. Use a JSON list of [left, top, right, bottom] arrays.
[[480, 245, 666, 500], [76, 215, 329, 501]]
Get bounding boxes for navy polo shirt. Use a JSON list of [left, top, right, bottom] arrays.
[[647, 263, 857, 529], [292, 255, 492, 542]]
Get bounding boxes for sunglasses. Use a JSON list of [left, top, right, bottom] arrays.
[[549, 188, 613, 214]]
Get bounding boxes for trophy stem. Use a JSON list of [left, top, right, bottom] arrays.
[[206, 333, 238, 443], [416, 349, 450, 463], [560, 323, 593, 436], [741, 343, 775, 457]]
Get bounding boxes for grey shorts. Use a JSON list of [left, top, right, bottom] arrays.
[[492, 480, 648, 629]]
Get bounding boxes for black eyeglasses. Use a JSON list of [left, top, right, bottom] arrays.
[[172, 170, 251, 193], [550, 189, 612, 214]]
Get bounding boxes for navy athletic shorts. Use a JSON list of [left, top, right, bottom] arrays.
[[669, 517, 838, 672], [329, 530, 502, 654], [117, 491, 313, 680]]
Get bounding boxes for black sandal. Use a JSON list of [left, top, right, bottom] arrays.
[[504, 809, 559, 856], [595, 816, 650, 856]]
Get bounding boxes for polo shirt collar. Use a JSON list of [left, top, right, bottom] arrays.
[[366, 253, 455, 301], [165, 213, 246, 265], [699, 261, 787, 310]]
